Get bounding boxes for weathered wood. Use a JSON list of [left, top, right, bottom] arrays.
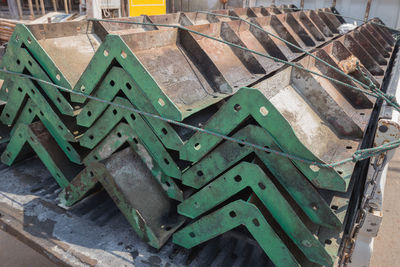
[[52, 0, 58, 12], [16, 0, 23, 19], [28, 0, 35, 20], [39, 0, 45, 15], [64, 0, 69, 14]]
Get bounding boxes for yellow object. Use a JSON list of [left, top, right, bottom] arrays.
[[129, 0, 166, 17]]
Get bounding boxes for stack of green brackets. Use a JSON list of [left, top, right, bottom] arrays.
[[0, 5, 396, 266]]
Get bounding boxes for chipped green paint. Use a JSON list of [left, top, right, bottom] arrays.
[[71, 35, 182, 121], [13, 99, 82, 164], [76, 66, 183, 150], [79, 97, 182, 179], [1, 76, 77, 142], [1, 27, 74, 115], [178, 162, 334, 266], [1, 123, 82, 188], [180, 87, 348, 191], [173, 200, 300, 267], [63, 122, 183, 203], [182, 125, 342, 229]]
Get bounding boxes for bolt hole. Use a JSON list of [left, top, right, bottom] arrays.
[[234, 104, 241, 112], [5, 113, 9, 118], [234, 175, 242, 182], [39, 111, 44, 116], [165, 181, 171, 187], [104, 50, 109, 57], [194, 143, 201, 150], [325, 239, 332, 245], [117, 132, 122, 138], [67, 146, 71, 152], [56, 74, 61, 81], [346, 146, 352, 149], [28, 108, 32, 113], [89, 135, 94, 140], [133, 138, 138, 144], [57, 97, 61, 103], [110, 80, 115, 86], [90, 171, 94, 177], [189, 232, 195, 238], [58, 125, 63, 130], [28, 60, 32, 66], [360, 112, 365, 115], [112, 109, 118, 115], [18, 87, 22, 92], [121, 51, 127, 59], [162, 128, 168, 135], [94, 155, 99, 160], [87, 111, 92, 117], [331, 205, 338, 210], [338, 170, 343, 175], [252, 218, 260, 226], [197, 170, 204, 176], [126, 82, 132, 90], [258, 182, 266, 190], [229, 211, 237, 218], [164, 158, 170, 165], [31, 89, 35, 94], [264, 146, 271, 154], [130, 114, 136, 120], [16, 59, 20, 65]]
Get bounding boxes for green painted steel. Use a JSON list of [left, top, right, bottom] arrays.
[[182, 124, 342, 229], [79, 97, 182, 179], [180, 87, 348, 191], [64, 122, 183, 203], [71, 34, 183, 121], [13, 98, 83, 164], [1, 76, 78, 142], [178, 162, 333, 266], [1, 122, 83, 188], [65, 147, 185, 249], [173, 200, 300, 267], [76, 66, 183, 150], [0, 28, 75, 115]]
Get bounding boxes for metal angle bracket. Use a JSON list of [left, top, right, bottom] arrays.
[[63, 147, 185, 249], [178, 161, 333, 266], [173, 200, 300, 267], [1, 122, 83, 188], [76, 66, 183, 150], [71, 34, 182, 121], [79, 97, 182, 179], [182, 124, 342, 229], [180, 87, 347, 189], [60, 122, 183, 205]]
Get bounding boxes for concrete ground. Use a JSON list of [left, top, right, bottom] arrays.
[[0, 152, 399, 267]]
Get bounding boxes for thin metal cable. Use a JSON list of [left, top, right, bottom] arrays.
[[0, 68, 398, 168], [89, 18, 376, 97], [198, 10, 371, 90]]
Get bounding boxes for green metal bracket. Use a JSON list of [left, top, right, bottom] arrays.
[[178, 161, 333, 266], [71, 34, 182, 121], [13, 98, 82, 164], [80, 122, 183, 201], [62, 147, 185, 249], [1, 76, 78, 143], [173, 200, 300, 267], [180, 87, 348, 190], [0, 101, 10, 144], [1, 122, 83, 188], [1, 30, 75, 115], [79, 97, 182, 179], [76, 66, 183, 150], [182, 125, 342, 229]]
